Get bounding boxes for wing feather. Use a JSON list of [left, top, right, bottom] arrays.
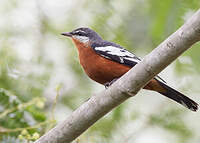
[[92, 41, 140, 67]]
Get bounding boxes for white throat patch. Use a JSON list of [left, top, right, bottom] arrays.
[[73, 35, 89, 43]]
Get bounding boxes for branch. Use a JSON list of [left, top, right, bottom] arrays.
[[35, 9, 200, 143]]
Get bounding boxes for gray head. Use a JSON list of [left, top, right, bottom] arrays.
[[61, 27, 102, 43]]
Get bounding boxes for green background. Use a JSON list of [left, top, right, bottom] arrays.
[[0, 0, 199, 142]]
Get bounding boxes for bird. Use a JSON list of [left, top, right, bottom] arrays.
[[61, 27, 198, 111]]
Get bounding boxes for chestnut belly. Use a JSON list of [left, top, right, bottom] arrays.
[[80, 53, 130, 84]]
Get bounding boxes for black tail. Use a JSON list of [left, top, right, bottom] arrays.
[[157, 80, 198, 112]]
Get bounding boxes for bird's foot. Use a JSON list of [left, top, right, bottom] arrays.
[[85, 98, 90, 102], [104, 78, 118, 89]]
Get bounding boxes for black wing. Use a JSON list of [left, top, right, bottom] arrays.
[[91, 41, 140, 67]]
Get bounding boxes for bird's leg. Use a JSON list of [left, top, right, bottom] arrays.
[[104, 78, 119, 89]]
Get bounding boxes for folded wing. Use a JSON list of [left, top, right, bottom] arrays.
[[92, 41, 140, 67]]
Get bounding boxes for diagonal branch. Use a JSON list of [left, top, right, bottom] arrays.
[[35, 9, 200, 143]]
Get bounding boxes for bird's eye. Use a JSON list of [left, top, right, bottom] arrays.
[[76, 32, 84, 36], [72, 30, 85, 36]]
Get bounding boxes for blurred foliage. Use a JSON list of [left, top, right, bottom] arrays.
[[149, 109, 193, 143], [0, 88, 48, 142], [0, 0, 200, 143]]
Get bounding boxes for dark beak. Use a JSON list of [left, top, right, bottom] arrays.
[[61, 32, 72, 37]]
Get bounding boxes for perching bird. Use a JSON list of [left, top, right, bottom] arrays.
[[61, 27, 198, 111]]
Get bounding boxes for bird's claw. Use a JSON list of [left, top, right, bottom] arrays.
[[104, 78, 118, 89]]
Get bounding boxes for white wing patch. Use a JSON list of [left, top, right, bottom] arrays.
[[94, 46, 140, 63]]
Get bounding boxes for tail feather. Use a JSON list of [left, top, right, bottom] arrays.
[[157, 80, 198, 112]]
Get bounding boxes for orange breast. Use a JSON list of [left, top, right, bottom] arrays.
[[72, 39, 131, 84]]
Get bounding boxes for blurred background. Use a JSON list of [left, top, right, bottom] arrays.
[[0, 0, 200, 142]]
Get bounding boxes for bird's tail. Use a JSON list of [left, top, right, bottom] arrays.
[[156, 80, 198, 111]]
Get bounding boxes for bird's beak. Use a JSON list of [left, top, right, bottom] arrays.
[[61, 32, 73, 37]]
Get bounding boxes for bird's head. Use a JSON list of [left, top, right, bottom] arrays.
[[61, 27, 102, 44]]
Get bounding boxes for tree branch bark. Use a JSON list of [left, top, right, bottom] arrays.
[[35, 9, 200, 143]]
